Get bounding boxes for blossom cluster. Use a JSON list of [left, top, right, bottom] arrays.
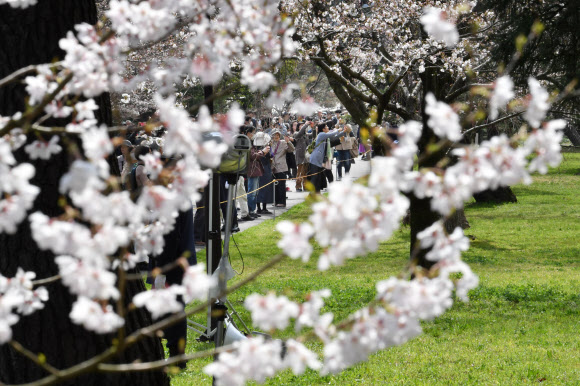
[[0, 269, 48, 344], [205, 336, 321, 386], [0, 135, 40, 234]]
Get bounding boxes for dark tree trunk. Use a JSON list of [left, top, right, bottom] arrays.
[[443, 209, 470, 233], [564, 124, 580, 146], [319, 64, 369, 129], [0, 2, 168, 384], [409, 66, 470, 269]]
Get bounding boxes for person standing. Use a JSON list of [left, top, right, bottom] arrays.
[[254, 132, 274, 214], [335, 124, 354, 181], [270, 129, 295, 207], [285, 121, 298, 179], [307, 123, 350, 192], [246, 127, 270, 218], [293, 120, 312, 192]]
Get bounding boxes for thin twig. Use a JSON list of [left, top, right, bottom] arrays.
[[462, 111, 524, 136], [96, 345, 231, 373], [9, 341, 59, 376], [31, 275, 61, 287]]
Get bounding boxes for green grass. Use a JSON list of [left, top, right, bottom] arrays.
[[171, 152, 580, 385]]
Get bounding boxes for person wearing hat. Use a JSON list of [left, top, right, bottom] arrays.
[[246, 127, 270, 218], [253, 132, 274, 214], [270, 129, 295, 207]]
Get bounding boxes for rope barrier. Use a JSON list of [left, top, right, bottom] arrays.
[[192, 149, 373, 210]]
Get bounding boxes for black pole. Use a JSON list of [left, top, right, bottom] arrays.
[[203, 85, 222, 275]]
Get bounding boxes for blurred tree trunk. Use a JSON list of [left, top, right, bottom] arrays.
[[0, 1, 168, 384], [564, 125, 580, 146]]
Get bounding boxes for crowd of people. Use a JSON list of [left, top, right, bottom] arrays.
[[111, 108, 370, 366], [237, 109, 364, 216], [115, 109, 371, 236]]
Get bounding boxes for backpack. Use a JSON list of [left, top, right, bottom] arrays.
[[128, 163, 143, 200]]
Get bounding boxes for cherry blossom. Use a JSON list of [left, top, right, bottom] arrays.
[[321, 307, 421, 375], [425, 93, 462, 141], [0, 2, 570, 384], [420, 7, 460, 48], [0, 0, 38, 8], [74, 99, 99, 121], [81, 125, 113, 161], [276, 221, 314, 262], [489, 75, 515, 120], [24, 74, 53, 105], [55, 256, 120, 300], [0, 269, 48, 344], [417, 221, 470, 262], [244, 293, 299, 331], [204, 336, 283, 386], [141, 151, 164, 180], [132, 286, 183, 320], [376, 277, 453, 321], [69, 297, 124, 334], [59, 160, 107, 194], [295, 289, 332, 333], [524, 77, 550, 128], [24, 136, 62, 160], [283, 339, 322, 374], [525, 120, 565, 174], [181, 264, 216, 303], [290, 97, 320, 116]]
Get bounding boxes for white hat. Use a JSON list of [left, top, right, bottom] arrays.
[[253, 132, 271, 147]]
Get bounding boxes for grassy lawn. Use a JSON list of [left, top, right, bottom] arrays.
[[171, 152, 580, 385]]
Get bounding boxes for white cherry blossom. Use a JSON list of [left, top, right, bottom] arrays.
[[181, 264, 216, 303], [69, 297, 124, 334], [276, 221, 314, 262], [425, 93, 462, 141], [524, 77, 550, 128], [132, 286, 183, 319], [74, 99, 99, 121], [81, 125, 113, 161], [24, 136, 62, 160], [420, 7, 460, 48], [489, 75, 515, 120], [244, 293, 299, 331]]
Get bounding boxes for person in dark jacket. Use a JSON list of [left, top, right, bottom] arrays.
[[246, 126, 270, 217], [153, 157, 198, 368]]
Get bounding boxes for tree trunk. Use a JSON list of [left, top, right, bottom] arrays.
[[564, 124, 580, 146], [409, 66, 469, 269], [0, 2, 168, 384], [443, 209, 470, 233]]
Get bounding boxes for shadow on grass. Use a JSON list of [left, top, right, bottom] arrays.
[[468, 238, 511, 253], [465, 200, 518, 210]]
